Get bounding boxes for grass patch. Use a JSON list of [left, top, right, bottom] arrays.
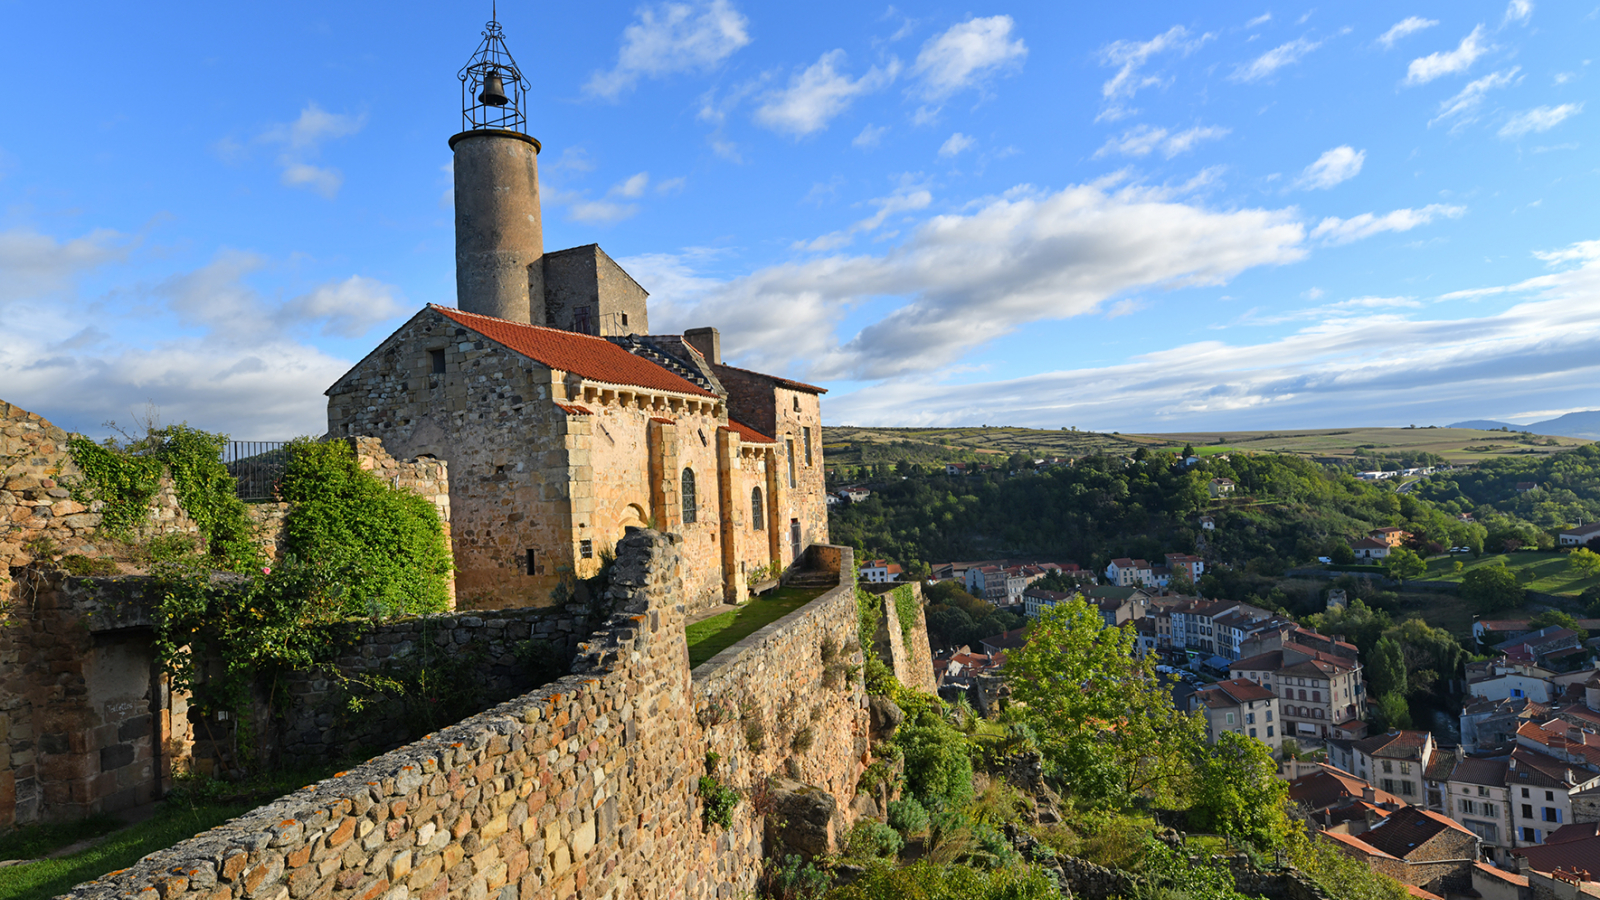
[[686, 585, 825, 667], [0, 801, 256, 900], [0, 764, 345, 900], [1421, 551, 1600, 596], [1388, 591, 1479, 638]]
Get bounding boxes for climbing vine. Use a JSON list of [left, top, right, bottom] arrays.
[[890, 583, 918, 643], [66, 436, 163, 539], [67, 425, 260, 570]]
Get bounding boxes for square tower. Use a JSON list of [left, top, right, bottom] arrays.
[[542, 244, 649, 336]]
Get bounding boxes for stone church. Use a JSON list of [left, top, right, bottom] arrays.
[[326, 19, 827, 611]]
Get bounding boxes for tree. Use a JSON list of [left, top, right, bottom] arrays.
[[1305, 599, 1392, 658], [1367, 637, 1407, 699], [1375, 691, 1411, 730], [1182, 443, 1195, 458], [1330, 543, 1356, 565], [1005, 599, 1205, 809], [1168, 571, 1197, 596], [1387, 618, 1465, 685], [1529, 609, 1589, 641], [1384, 547, 1426, 580], [1570, 547, 1600, 577], [1462, 564, 1525, 614], [1188, 732, 1295, 849]]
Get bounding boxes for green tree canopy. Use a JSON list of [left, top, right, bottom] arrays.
[[1383, 547, 1427, 580], [1529, 609, 1590, 641], [1462, 564, 1526, 614], [1188, 732, 1295, 849], [1005, 598, 1204, 808], [1569, 547, 1600, 577], [1367, 637, 1407, 698]]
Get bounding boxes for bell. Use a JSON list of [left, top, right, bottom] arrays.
[[478, 70, 509, 107]]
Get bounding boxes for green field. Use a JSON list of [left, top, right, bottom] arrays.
[[685, 585, 825, 667], [820, 425, 1589, 473], [1418, 551, 1600, 597], [1129, 427, 1588, 464]]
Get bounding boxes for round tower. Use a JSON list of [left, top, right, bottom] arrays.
[[450, 15, 543, 324]]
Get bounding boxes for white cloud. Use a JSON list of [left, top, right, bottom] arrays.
[[1232, 37, 1323, 82], [793, 179, 933, 252], [819, 266, 1600, 430], [1246, 13, 1272, 28], [1430, 68, 1520, 127], [656, 177, 1308, 380], [1377, 17, 1438, 49], [1094, 124, 1229, 159], [585, 0, 751, 99], [0, 242, 410, 438], [612, 172, 651, 199], [655, 176, 687, 195], [1310, 203, 1465, 245], [1096, 25, 1214, 120], [754, 50, 901, 137], [257, 103, 364, 199], [1499, 103, 1583, 138], [938, 133, 975, 157], [1405, 26, 1488, 85], [1504, 0, 1533, 26], [854, 123, 890, 148], [1296, 145, 1366, 190], [910, 15, 1027, 101], [0, 227, 133, 305]]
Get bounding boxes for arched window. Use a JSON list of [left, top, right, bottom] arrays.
[[681, 468, 697, 524], [751, 487, 764, 531]]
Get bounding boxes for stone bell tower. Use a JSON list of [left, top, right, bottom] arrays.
[[450, 13, 543, 324]]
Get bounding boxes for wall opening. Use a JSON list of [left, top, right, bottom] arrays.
[[681, 468, 698, 524], [430, 349, 446, 374], [526, 549, 538, 575], [751, 487, 764, 531]]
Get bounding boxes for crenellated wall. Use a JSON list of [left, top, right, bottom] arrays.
[[56, 535, 897, 900]]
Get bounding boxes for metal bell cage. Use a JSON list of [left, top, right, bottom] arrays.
[[458, 16, 527, 133]]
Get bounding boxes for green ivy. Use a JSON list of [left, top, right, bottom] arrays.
[[277, 438, 453, 617], [67, 426, 259, 571], [697, 752, 739, 830], [66, 436, 162, 538], [890, 583, 918, 643]]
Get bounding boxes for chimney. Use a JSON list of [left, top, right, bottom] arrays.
[[684, 327, 721, 365]]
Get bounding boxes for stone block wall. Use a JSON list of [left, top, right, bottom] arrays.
[[60, 534, 889, 900], [271, 608, 591, 768], [0, 570, 191, 830], [868, 582, 937, 696], [692, 545, 868, 829]]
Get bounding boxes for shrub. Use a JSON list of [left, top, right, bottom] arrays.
[[887, 797, 930, 836], [824, 860, 1060, 900], [896, 710, 974, 810], [759, 853, 830, 900], [844, 821, 904, 861]]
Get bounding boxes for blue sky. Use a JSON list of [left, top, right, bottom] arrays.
[[3, 0, 1598, 437]]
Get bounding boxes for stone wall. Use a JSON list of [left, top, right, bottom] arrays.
[[692, 545, 869, 830], [869, 582, 937, 695], [271, 608, 591, 769], [0, 570, 191, 830], [59, 535, 889, 900]]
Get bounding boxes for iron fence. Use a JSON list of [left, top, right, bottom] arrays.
[[224, 441, 289, 501]]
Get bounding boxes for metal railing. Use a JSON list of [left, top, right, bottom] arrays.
[[224, 441, 289, 501]]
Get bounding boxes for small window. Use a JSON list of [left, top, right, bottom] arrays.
[[431, 349, 446, 374], [786, 439, 797, 489], [793, 397, 800, 412], [681, 468, 698, 524], [620, 313, 629, 326], [526, 549, 537, 576], [751, 487, 764, 531], [803, 427, 813, 466], [580, 540, 593, 559], [575, 307, 591, 334]]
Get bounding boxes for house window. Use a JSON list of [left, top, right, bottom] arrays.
[[786, 439, 797, 488], [430, 349, 446, 374], [1484, 803, 1497, 817], [1523, 788, 1531, 798], [793, 397, 800, 412], [1543, 808, 1561, 823], [526, 549, 539, 576], [1400, 763, 1411, 775], [1225, 712, 1235, 725], [1478, 786, 1489, 797], [1382, 760, 1393, 774], [1401, 782, 1414, 796], [1512, 688, 1524, 698], [1246, 713, 1255, 725], [1545, 791, 1554, 801], [681, 468, 698, 524], [1521, 827, 1538, 843], [1522, 804, 1534, 819], [803, 427, 813, 466], [580, 540, 593, 559], [620, 313, 629, 327], [1383, 779, 1396, 793], [1267, 726, 1274, 737], [751, 487, 764, 531], [1249, 728, 1257, 738], [1312, 691, 1320, 702]]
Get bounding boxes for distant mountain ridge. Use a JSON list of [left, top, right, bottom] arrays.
[[1450, 410, 1600, 440]]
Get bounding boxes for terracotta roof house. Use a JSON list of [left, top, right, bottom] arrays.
[[1351, 537, 1393, 561], [1323, 807, 1481, 895]]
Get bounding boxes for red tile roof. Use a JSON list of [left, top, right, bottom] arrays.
[[1320, 830, 1398, 860], [1514, 833, 1600, 878], [555, 403, 593, 416], [650, 417, 676, 424], [433, 305, 718, 398], [1288, 765, 1402, 810], [711, 361, 829, 394], [1360, 807, 1476, 858], [725, 418, 776, 444], [1474, 862, 1528, 887]]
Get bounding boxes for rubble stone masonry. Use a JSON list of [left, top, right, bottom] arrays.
[[59, 534, 884, 900]]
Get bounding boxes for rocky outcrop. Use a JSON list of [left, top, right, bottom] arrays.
[[764, 777, 842, 859]]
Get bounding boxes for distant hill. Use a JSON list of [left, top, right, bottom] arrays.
[[1450, 410, 1600, 441]]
